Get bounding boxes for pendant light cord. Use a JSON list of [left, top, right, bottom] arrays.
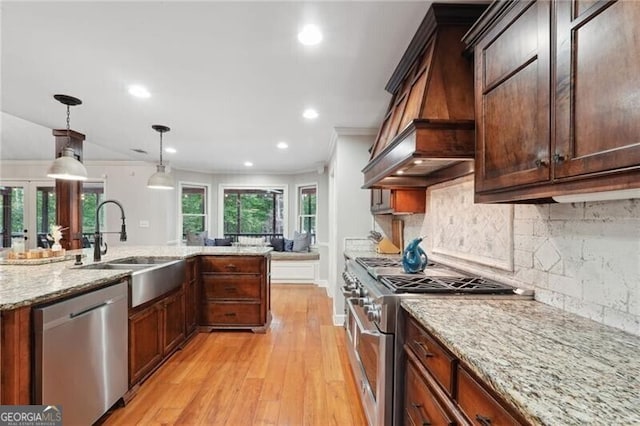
[[159, 131, 164, 166]]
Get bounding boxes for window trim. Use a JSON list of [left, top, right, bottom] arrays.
[[218, 183, 288, 238], [296, 182, 317, 243], [178, 181, 211, 241]]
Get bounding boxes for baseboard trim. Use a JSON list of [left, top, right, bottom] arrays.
[[333, 314, 346, 327], [315, 279, 329, 288]]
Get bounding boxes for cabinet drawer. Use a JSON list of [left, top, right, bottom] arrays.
[[200, 302, 262, 325], [405, 354, 457, 426], [406, 317, 456, 395], [200, 256, 263, 273], [457, 366, 522, 426], [202, 275, 261, 300]]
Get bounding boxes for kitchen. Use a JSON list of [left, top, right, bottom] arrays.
[[1, 1, 639, 425]]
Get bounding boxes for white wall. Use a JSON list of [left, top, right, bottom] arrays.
[[400, 175, 640, 336], [328, 130, 375, 322]]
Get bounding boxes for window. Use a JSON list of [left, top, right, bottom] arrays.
[[181, 185, 208, 238], [81, 181, 105, 236], [223, 188, 284, 240], [298, 185, 317, 243]]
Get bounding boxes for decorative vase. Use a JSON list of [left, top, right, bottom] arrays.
[[402, 237, 428, 274]]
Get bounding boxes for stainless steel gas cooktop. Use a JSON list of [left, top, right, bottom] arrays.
[[378, 275, 518, 294]]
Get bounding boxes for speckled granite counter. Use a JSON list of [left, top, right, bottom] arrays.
[[0, 245, 272, 310], [402, 298, 640, 425]]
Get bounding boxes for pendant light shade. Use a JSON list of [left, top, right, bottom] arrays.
[[47, 146, 88, 181], [148, 124, 174, 190], [47, 94, 88, 181]]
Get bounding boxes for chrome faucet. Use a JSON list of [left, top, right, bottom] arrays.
[[94, 199, 127, 261]]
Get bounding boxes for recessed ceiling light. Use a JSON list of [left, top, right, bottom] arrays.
[[165, 147, 177, 154], [414, 159, 423, 165], [298, 24, 322, 46], [244, 161, 253, 167], [128, 85, 150, 98], [277, 141, 288, 149], [397, 170, 405, 175], [303, 108, 319, 119]]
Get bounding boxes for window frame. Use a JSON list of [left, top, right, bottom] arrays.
[[178, 182, 210, 242], [218, 183, 288, 239], [296, 183, 317, 243]]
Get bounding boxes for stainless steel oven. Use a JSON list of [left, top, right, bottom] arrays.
[[342, 254, 533, 426], [344, 288, 394, 426]]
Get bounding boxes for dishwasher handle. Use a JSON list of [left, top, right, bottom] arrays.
[[69, 300, 114, 319]]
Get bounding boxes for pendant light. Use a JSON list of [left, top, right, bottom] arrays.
[[147, 124, 174, 190], [46, 94, 88, 181]]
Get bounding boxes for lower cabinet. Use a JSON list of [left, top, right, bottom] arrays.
[[198, 255, 271, 332], [129, 287, 185, 387], [402, 312, 529, 425], [184, 257, 199, 337]]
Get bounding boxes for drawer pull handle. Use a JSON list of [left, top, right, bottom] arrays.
[[411, 403, 431, 426], [475, 414, 492, 426], [534, 158, 547, 168], [224, 312, 237, 317], [413, 340, 434, 358], [225, 264, 238, 271]]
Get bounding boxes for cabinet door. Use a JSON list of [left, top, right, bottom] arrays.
[[163, 290, 185, 355], [554, 1, 640, 179], [371, 188, 392, 214], [184, 259, 198, 336], [129, 304, 163, 386], [474, 0, 551, 192]]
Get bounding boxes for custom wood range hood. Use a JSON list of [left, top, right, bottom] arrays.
[[362, 3, 488, 189]]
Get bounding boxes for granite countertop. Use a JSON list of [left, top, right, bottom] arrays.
[[402, 298, 640, 425], [344, 249, 401, 261], [0, 245, 272, 310]]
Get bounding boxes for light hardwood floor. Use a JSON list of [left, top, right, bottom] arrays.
[[103, 284, 367, 425]]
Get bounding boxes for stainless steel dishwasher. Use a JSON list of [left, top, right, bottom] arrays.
[[34, 280, 128, 425]]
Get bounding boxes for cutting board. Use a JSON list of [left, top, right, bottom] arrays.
[[392, 219, 404, 251]]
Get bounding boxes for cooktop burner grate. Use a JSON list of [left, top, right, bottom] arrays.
[[378, 275, 516, 294], [356, 257, 437, 269]]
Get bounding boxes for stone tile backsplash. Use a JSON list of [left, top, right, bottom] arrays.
[[400, 175, 640, 336]]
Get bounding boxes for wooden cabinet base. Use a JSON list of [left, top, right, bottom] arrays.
[[198, 312, 272, 334]]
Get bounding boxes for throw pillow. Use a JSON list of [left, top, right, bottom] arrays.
[[204, 238, 216, 246], [186, 231, 207, 246], [292, 231, 311, 252], [270, 237, 285, 252], [284, 238, 294, 252], [214, 237, 233, 246]]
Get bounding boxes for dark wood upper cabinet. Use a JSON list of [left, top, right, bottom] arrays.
[[465, 0, 640, 203], [472, 1, 551, 194], [554, 1, 640, 179]]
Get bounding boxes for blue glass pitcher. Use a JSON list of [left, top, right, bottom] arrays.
[[402, 237, 428, 274]]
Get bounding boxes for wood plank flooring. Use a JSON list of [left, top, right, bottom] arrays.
[[103, 284, 366, 426]]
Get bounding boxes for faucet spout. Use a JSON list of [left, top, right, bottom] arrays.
[[94, 199, 127, 262]]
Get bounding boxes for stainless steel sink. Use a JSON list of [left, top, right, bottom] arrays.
[[108, 256, 177, 265], [77, 258, 185, 307]]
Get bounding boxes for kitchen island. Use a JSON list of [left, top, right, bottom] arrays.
[[0, 245, 272, 405], [402, 298, 640, 425]]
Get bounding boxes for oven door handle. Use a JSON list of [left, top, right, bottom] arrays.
[[348, 299, 380, 335]]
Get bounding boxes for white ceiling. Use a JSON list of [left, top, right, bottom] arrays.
[[1, 1, 443, 174]]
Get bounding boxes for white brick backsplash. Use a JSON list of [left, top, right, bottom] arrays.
[[548, 273, 582, 299], [514, 267, 549, 289], [423, 179, 640, 336], [515, 204, 549, 220], [564, 296, 604, 323], [585, 198, 640, 221], [549, 202, 585, 220], [514, 219, 534, 236], [514, 249, 533, 268], [535, 289, 565, 309], [534, 239, 562, 271], [603, 307, 640, 336]]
